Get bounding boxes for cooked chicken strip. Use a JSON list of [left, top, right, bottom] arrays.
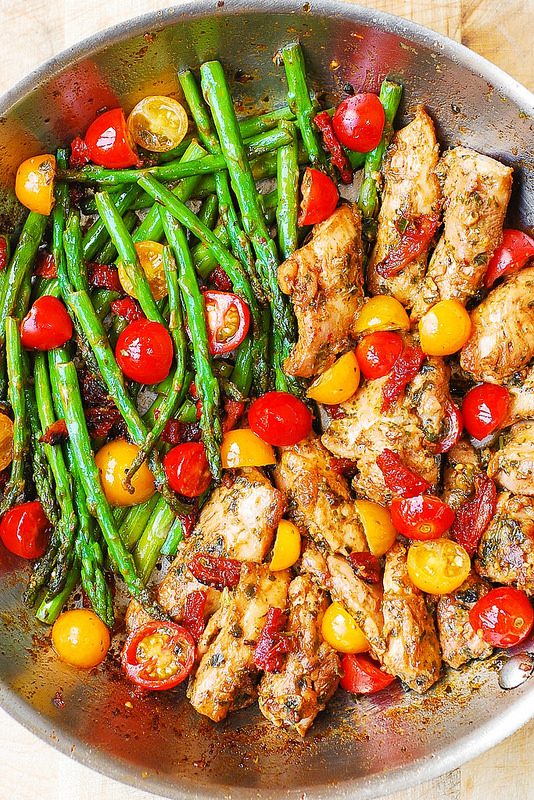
[[274, 435, 368, 555], [504, 365, 534, 425], [321, 376, 439, 504], [476, 492, 534, 595], [367, 106, 441, 308], [187, 564, 291, 722], [381, 541, 442, 692], [406, 357, 450, 443], [125, 468, 284, 632], [299, 538, 330, 589], [442, 440, 481, 510], [278, 204, 364, 377], [488, 421, 534, 496], [460, 267, 534, 383], [412, 146, 512, 317], [436, 572, 493, 669], [258, 575, 340, 735]]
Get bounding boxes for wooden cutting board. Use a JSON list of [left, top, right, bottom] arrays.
[[0, 1, 532, 799]]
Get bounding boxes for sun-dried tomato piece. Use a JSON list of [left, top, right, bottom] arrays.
[[328, 404, 346, 420], [179, 512, 197, 539], [188, 553, 242, 589], [39, 419, 68, 446], [376, 448, 431, 498], [110, 297, 143, 322], [450, 473, 497, 557], [161, 420, 202, 445], [88, 263, 122, 292], [0, 236, 8, 272], [210, 265, 233, 292], [183, 590, 207, 642], [314, 111, 353, 184], [381, 346, 425, 412], [330, 456, 358, 479], [69, 136, 91, 169], [79, 371, 110, 407], [348, 552, 382, 584], [376, 213, 441, 277], [84, 405, 122, 439], [254, 607, 291, 673], [34, 252, 57, 278], [222, 400, 245, 433]]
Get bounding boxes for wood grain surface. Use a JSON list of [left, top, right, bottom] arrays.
[[0, 1, 532, 798]]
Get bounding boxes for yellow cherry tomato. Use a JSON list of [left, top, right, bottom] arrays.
[[95, 438, 155, 507], [354, 295, 410, 335], [407, 538, 471, 595], [127, 95, 188, 152], [118, 240, 168, 301], [0, 412, 14, 471], [52, 609, 110, 669], [307, 351, 360, 405], [270, 519, 301, 571], [321, 601, 369, 654], [220, 428, 276, 469], [418, 299, 472, 356], [355, 499, 397, 557], [15, 154, 56, 215]]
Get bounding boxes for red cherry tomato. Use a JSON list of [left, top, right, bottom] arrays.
[[355, 331, 403, 380], [469, 587, 534, 648], [248, 391, 313, 447], [390, 495, 455, 541], [163, 442, 212, 498], [0, 501, 51, 559], [332, 93, 385, 153], [340, 653, 396, 694], [115, 318, 173, 384], [121, 621, 195, 691], [484, 229, 534, 288], [432, 399, 463, 454], [20, 296, 72, 351], [83, 108, 140, 169], [203, 290, 250, 355], [298, 167, 339, 226], [462, 383, 510, 441]]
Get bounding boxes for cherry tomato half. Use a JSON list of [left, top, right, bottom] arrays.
[[462, 383, 510, 441], [356, 331, 403, 380], [484, 229, 534, 288], [0, 412, 14, 472], [121, 620, 195, 691], [248, 391, 313, 447], [407, 538, 471, 595], [332, 93, 385, 153], [390, 495, 455, 541], [469, 587, 534, 648], [298, 167, 339, 226], [164, 442, 212, 498], [83, 108, 140, 169], [0, 501, 51, 559], [15, 154, 56, 215], [20, 296, 72, 351], [203, 290, 250, 355], [116, 318, 173, 384], [340, 653, 396, 695], [127, 95, 188, 153], [52, 609, 110, 669]]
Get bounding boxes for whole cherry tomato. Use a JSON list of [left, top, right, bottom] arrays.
[[390, 495, 455, 540], [203, 290, 250, 355], [462, 383, 510, 441], [469, 587, 533, 648], [340, 653, 396, 694], [115, 318, 173, 384], [332, 93, 385, 152], [0, 501, 51, 559], [52, 609, 110, 669], [298, 167, 339, 226], [20, 296, 72, 351], [121, 621, 195, 690], [356, 331, 403, 380], [248, 391, 313, 446], [163, 442, 212, 498], [83, 108, 140, 168], [94, 439, 155, 507], [484, 229, 534, 288]]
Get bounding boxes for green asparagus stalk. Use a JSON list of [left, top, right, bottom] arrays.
[[82, 185, 143, 261], [196, 193, 219, 231], [0, 318, 29, 514], [119, 495, 159, 551], [35, 566, 80, 625], [160, 517, 184, 557], [276, 120, 299, 260], [132, 497, 176, 585], [280, 42, 324, 165], [63, 211, 89, 292], [96, 209, 138, 264], [231, 336, 253, 397]]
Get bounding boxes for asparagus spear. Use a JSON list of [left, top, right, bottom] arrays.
[[35, 566, 79, 625], [82, 185, 143, 261], [280, 42, 324, 165], [132, 497, 176, 585], [119, 495, 159, 551], [197, 194, 219, 231], [276, 120, 299, 260], [63, 211, 89, 293], [96, 210, 138, 264], [0, 318, 29, 515]]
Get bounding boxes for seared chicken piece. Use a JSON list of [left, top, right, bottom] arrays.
[[504, 365, 534, 425], [187, 564, 291, 722], [367, 106, 441, 308], [278, 204, 364, 377], [406, 357, 451, 443], [125, 468, 284, 632], [326, 554, 385, 658], [488, 421, 534, 496], [299, 538, 330, 589], [381, 542, 442, 692], [321, 376, 439, 504], [460, 267, 534, 383], [412, 146, 512, 317], [274, 435, 368, 555], [258, 575, 340, 735], [442, 440, 481, 510], [476, 492, 534, 595], [436, 572, 493, 668]]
